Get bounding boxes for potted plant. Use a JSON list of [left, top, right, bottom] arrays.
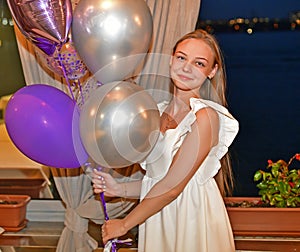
[[0, 194, 30, 231], [225, 153, 300, 237]]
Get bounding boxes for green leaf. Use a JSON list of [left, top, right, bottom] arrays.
[[268, 188, 278, 195], [277, 201, 286, 208], [254, 171, 262, 181], [257, 183, 268, 190], [262, 172, 273, 181], [271, 163, 281, 170], [270, 197, 277, 206], [278, 181, 287, 194], [274, 195, 283, 201], [271, 168, 279, 177], [287, 197, 295, 207]]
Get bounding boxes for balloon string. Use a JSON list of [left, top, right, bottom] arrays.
[[57, 44, 75, 101], [96, 166, 132, 252], [97, 166, 113, 250], [100, 193, 109, 221]]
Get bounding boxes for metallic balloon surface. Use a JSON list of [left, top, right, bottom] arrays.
[[72, 0, 153, 84], [80, 81, 160, 168], [7, 0, 72, 55]]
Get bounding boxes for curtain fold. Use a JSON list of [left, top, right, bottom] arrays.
[[14, 0, 201, 251]]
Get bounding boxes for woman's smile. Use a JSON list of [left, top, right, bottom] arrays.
[[177, 73, 194, 81]]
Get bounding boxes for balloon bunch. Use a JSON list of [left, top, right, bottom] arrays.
[[6, 0, 158, 165], [6, 1, 158, 250]]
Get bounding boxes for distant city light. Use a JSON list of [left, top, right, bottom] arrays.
[[246, 28, 253, 34], [197, 10, 300, 34]]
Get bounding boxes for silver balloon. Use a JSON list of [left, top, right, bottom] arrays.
[[79, 81, 160, 168], [72, 0, 153, 84]]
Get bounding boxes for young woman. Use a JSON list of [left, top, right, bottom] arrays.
[[92, 29, 239, 252]]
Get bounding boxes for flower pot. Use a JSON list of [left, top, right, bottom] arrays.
[[0, 194, 30, 231], [225, 197, 300, 237], [0, 178, 47, 198]]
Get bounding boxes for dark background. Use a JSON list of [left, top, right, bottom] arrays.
[[0, 0, 25, 98], [197, 0, 300, 196]]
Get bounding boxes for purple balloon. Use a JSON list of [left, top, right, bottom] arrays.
[[7, 0, 72, 55], [5, 84, 88, 168]]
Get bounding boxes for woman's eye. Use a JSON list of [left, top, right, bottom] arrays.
[[176, 55, 185, 61], [195, 61, 205, 67]]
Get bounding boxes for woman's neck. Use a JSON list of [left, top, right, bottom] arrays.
[[170, 88, 199, 115]]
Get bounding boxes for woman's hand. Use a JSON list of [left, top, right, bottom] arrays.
[[102, 219, 128, 244], [92, 169, 121, 197]]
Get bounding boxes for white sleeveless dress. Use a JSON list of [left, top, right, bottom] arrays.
[[138, 98, 239, 252]]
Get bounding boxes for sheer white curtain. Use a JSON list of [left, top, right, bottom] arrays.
[[14, 0, 201, 251]]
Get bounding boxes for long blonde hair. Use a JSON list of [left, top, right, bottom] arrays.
[[173, 29, 234, 196]]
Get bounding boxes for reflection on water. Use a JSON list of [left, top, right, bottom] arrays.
[[216, 31, 300, 196]]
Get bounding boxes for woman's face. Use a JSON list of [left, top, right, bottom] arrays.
[[170, 38, 217, 92]]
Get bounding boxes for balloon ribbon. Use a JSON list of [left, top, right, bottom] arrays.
[[57, 43, 75, 101], [97, 166, 132, 252]]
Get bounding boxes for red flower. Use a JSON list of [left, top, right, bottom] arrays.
[[289, 182, 295, 188], [295, 153, 300, 161], [267, 159, 273, 165]]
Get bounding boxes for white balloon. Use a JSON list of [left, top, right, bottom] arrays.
[[80, 81, 160, 168], [72, 0, 153, 84]]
